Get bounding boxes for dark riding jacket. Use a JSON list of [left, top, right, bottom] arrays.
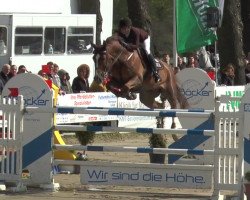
[[118, 27, 148, 51]]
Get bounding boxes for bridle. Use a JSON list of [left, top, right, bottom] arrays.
[[93, 40, 134, 87], [94, 44, 126, 75]]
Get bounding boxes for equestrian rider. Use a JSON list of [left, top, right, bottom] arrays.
[[116, 17, 161, 83]]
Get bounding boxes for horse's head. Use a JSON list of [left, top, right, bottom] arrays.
[[92, 36, 126, 73], [91, 41, 107, 78]]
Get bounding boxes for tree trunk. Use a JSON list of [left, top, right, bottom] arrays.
[[241, 0, 250, 54], [217, 0, 245, 85], [127, 0, 151, 34]]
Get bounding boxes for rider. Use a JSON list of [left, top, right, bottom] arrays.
[[116, 17, 161, 83]]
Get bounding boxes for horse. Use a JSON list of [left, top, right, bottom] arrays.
[[92, 36, 189, 130]]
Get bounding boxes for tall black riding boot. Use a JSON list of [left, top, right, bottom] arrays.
[[148, 54, 161, 83]]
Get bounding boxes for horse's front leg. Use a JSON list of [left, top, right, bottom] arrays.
[[121, 76, 142, 100]]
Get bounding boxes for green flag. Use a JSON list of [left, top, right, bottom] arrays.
[[176, 0, 218, 54]]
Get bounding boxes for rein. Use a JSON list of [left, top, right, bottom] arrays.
[[94, 40, 134, 93], [105, 46, 126, 72]]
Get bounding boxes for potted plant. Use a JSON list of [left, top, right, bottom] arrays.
[[149, 134, 167, 164], [245, 171, 250, 199], [74, 130, 95, 173]]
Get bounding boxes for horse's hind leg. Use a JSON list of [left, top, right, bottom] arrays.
[[160, 84, 181, 141], [161, 91, 178, 129]]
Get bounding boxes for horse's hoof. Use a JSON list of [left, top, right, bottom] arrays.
[[171, 123, 176, 129], [126, 92, 137, 100]]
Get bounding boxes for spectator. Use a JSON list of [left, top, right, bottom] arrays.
[[9, 65, 17, 78], [245, 62, 250, 84], [58, 69, 73, 94], [162, 52, 171, 66], [186, 55, 199, 68], [51, 63, 61, 89], [46, 61, 54, 79], [17, 65, 27, 74], [38, 70, 48, 79], [0, 64, 10, 94], [72, 64, 90, 93], [177, 56, 186, 70], [89, 75, 107, 92], [220, 63, 235, 86]]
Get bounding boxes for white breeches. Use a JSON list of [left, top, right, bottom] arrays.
[[143, 36, 151, 54]]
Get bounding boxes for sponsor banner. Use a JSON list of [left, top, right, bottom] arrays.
[[176, 68, 250, 112], [216, 85, 250, 111], [57, 92, 117, 107], [80, 163, 212, 189], [56, 93, 161, 128], [117, 95, 157, 128], [56, 92, 118, 124]]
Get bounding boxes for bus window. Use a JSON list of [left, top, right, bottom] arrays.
[[67, 27, 93, 54], [0, 27, 7, 56], [15, 27, 42, 55], [44, 27, 65, 54]]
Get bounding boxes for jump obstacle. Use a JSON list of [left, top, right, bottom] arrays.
[[0, 73, 248, 200]]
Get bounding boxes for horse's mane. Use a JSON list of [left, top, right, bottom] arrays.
[[103, 35, 126, 54], [105, 35, 126, 47], [106, 35, 121, 43]]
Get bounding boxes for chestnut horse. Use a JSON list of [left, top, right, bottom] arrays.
[[92, 36, 188, 129]]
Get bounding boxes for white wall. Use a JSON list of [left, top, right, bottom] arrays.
[[0, 0, 113, 41], [0, 0, 71, 14]]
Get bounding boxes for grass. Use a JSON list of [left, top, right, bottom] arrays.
[[62, 132, 151, 145]]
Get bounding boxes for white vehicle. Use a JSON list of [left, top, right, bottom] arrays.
[[0, 13, 96, 83]]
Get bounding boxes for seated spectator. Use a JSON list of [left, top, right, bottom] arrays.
[[0, 64, 10, 94], [46, 61, 54, 79], [72, 64, 90, 93], [177, 56, 186, 70], [17, 65, 27, 74], [38, 70, 48, 79], [220, 63, 235, 86], [51, 63, 61, 89], [58, 69, 73, 94], [89, 75, 107, 92], [162, 52, 171, 66], [9, 65, 17, 78], [186, 55, 199, 68]]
